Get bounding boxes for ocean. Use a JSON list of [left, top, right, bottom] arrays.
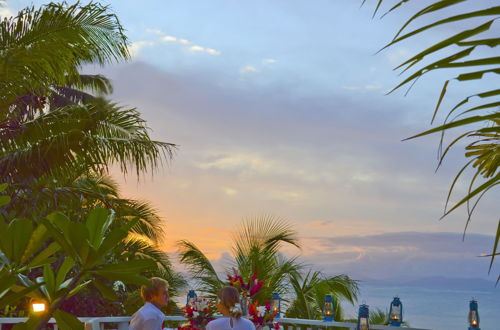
[[343, 282, 499, 330]]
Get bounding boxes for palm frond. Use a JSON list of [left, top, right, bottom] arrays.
[[0, 98, 175, 181], [364, 0, 499, 279], [177, 240, 224, 297], [0, 2, 129, 107]]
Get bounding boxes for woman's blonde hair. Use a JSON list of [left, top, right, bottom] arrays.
[[218, 286, 242, 319], [141, 277, 169, 301]]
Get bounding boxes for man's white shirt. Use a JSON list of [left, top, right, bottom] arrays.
[[129, 302, 165, 330]]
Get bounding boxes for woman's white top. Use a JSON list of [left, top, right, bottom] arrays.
[[206, 317, 256, 330]]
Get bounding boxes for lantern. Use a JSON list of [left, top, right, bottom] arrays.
[[468, 299, 480, 330], [186, 289, 197, 307], [271, 292, 281, 318], [323, 294, 334, 322], [31, 299, 46, 313], [388, 297, 403, 326], [357, 304, 369, 330]]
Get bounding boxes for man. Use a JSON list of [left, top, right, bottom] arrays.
[[129, 277, 169, 330]]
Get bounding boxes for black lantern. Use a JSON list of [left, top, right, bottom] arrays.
[[186, 289, 197, 307], [468, 299, 480, 330], [271, 292, 281, 318], [357, 304, 369, 330], [323, 294, 334, 322], [388, 297, 402, 326]]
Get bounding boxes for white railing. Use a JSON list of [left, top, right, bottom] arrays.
[[0, 316, 432, 330]]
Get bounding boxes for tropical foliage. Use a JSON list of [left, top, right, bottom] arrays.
[[364, 0, 499, 281], [0, 1, 182, 327], [178, 216, 359, 320], [0, 207, 156, 330], [286, 271, 359, 321]]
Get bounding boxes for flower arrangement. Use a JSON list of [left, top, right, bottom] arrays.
[[227, 269, 264, 297], [178, 297, 216, 330], [249, 301, 280, 330]]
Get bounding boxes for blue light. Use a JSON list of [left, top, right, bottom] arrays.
[[323, 294, 334, 322]]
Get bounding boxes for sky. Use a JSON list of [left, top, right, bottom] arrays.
[[4, 0, 499, 283]]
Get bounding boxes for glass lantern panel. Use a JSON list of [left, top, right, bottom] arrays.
[[390, 305, 401, 320], [469, 310, 478, 326], [272, 299, 279, 312], [324, 302, 333, 316], [360, 317, 369, 330]]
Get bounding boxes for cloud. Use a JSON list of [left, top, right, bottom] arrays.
[[239, 65, 260, 74], [188, 45, 221, 55], [0, 3, 14, 17], [189, 45, 205, 52], [141, 28, 221, 55], [129, 41, 156, 58], [263, 58, 277, 64], [162, 35, 177, 42], [296, 232, 498, 282], [206, 48, 221, 55], [146, 28, 163, 35]]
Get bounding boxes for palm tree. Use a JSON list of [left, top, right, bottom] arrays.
[[286, 271, 359, 321], [0, 0, 175, 261], [363, 0, 499, 281], [0, 1, 184, 318], [178, 216, 302, 301], [178, 216, 358, 318], [0, 2, 128, 109]]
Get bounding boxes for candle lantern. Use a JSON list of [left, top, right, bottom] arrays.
[[271, 292, 281, 318], [31, 299, 46, 313], [388, 297, 403, 326], [357, 304, 369, 330], [186, 289, 197, 307], [322, 294, 334, 322], [468, 299, 480, 330]]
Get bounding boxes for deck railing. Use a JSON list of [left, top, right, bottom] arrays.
[[0, 316, 432, 330]]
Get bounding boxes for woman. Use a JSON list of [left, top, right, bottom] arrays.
[[207, 286, 256, 330]]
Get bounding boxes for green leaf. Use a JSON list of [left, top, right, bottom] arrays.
[[405, 113, 500, 140], [41, 217, 79, 261], [0, 195, 10, 207], [456, 68, 500, 81], [443, 173, 500, 217], [43, 264, 56, 300], [0, 183, 7, 192], [0, 219, 12, 260], [0, 283, 42, 309], [387, 7, 500, 49], [9, 218, 34, 263], [56, 257, 75, 289], [67, 222, 89, 262], [395, 20, 494, 70], [97, 217, 139, 256], [86, 207, 112, 249], [53, 309, 84, 330], [489, 219, 500, 274], [67, 280, 91, 299], [28, 242, 60, 268], [391, 0, 467, 39], [93, 279, 119, 301], [21, 224, 49, 264], [431, 80, 449, 124], [95, 258, 156, 274]]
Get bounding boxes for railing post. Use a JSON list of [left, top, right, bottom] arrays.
[[117, 321, 129, 330], [84, 318, 101, 330]]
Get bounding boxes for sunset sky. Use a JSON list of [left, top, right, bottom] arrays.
[[5, 0, 499, 282]]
